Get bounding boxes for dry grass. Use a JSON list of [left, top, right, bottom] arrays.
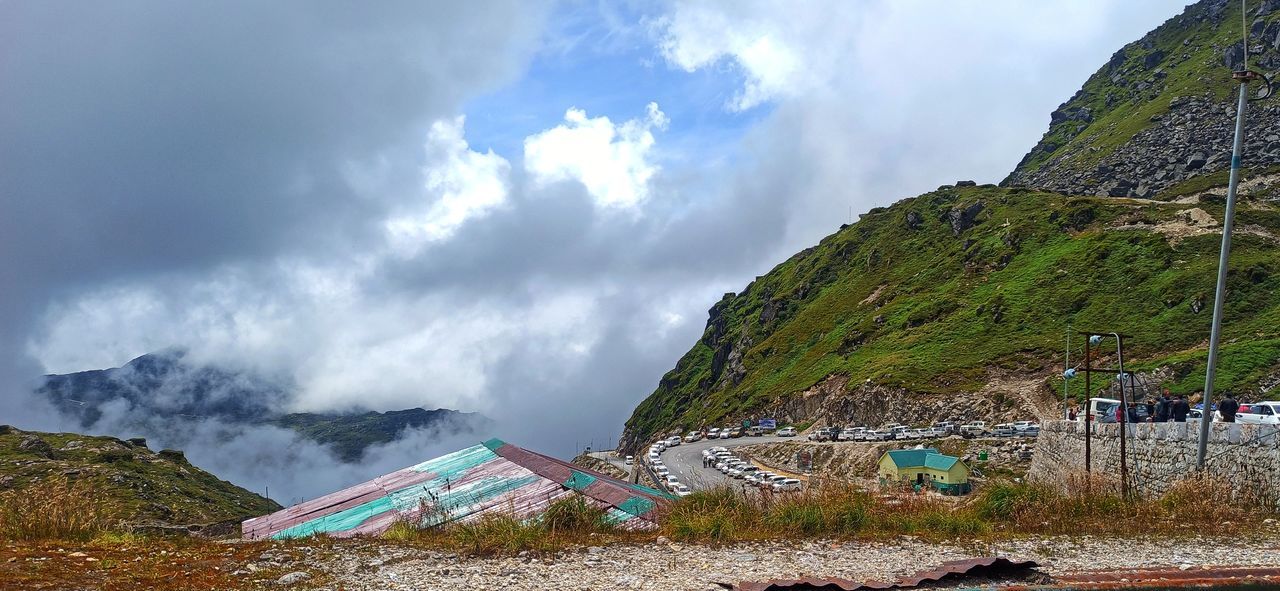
[[382, 494, 648, 555], [973, 472, 1253, 536], [0, 476, 120, 541], [662, 484, 988, 544]]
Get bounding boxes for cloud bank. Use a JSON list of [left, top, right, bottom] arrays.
[[1, 1, 1191, 500]]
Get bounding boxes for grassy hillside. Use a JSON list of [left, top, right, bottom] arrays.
[[623, 184, 1280, 448], [0, 425, 279, 527]]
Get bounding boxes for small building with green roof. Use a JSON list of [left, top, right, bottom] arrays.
[[877, 447, 971, 495]]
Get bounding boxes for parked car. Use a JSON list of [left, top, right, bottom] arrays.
[[992, 423, 1016, 437], [1019, 425, 1040, 437], [863, 430, 889, 441], [837, 428, 860, 441], [707, 428, 721, 437], [684, 431, 703, 443], [1238, 401, 1280, 425], [932, 421, 957, 434], [746, 426, 766, 436], [729, 428, 744, 438], [960, 422, 987, 436], [808, 427, 839, 441], [655, 466, 670, 477], [625, 455, 634, 465], [672, 483, 692, 497], [665, 436, 682, 446], [719, 429, 732, 439], [772, 478, 802, 492], [776, 427, 798, 437]]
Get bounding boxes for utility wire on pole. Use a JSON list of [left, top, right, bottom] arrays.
[[1198, 0, 1273, 469]]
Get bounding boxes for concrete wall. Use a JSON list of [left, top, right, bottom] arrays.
[[1030, 420, 1280, 504]]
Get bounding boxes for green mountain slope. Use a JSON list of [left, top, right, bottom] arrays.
[[0, 426, 280, 528], [622, 185, 1280, 450], [620, 0, 1280, 452]]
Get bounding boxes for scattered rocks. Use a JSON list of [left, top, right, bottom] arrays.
[[276, 571, 311, 586], [18, 435, 53, 457], [315, 534, 1280, 591]]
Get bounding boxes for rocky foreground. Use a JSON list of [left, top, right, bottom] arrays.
[[293, 533, 1280, 591]]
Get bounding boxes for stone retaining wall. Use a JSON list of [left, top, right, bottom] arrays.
[[1029, 420, 1280, 503]]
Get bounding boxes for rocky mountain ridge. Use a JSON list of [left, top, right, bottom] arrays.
[[1005, 0, 1280, 198]]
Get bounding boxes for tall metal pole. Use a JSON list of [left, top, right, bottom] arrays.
[[1084, 335, 1092, 473], [1114, 334, 1129, 498], [1197, 68, 1251, 469]]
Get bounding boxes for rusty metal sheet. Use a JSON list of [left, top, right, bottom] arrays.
[[732, 557, 1040, 591]]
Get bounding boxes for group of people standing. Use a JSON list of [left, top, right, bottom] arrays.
[[1068, 391, 1241, 423]]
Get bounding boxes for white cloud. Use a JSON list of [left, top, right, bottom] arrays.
[[523, 102, 668, 209], [654, 2, 851, 111], [385, 117, 511, 253]]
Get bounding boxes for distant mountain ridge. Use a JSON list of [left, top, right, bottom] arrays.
[[38, 349, 487, 462]]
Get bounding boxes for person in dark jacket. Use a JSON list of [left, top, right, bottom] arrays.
[[1155, 394, 1171, 422], [1171, 395, 1191, 422], [1219, 395, 1240, 423], [1127, 402, 1141, 424], [1145, 399, 1156, 422]]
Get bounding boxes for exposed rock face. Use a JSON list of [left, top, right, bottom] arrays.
[[944, 201, 986, 236], [1010, 94, 1280, 198], [761, 373, 1052, 432], [1005, 0, 1280, 198]]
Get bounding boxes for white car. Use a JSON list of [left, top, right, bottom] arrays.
[[776, 427, 797, 437], [992, 424, 1016, 437], [666, 436, 682, 446], [1238, 402, 1280, 424], [666, 475, 681, 485], [655, 467, 669, 477], [684, 431, 703, 443], [707, 428, 721, 437], [727, 468, 743, 478], [772, 478, 802, 492], [625, 455, 634, 465], [672, 483, 692, 497]]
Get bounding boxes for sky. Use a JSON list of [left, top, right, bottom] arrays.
[[0, 0, 1192, 500]]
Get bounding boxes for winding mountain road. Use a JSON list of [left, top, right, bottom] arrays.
[[655, 435, 785, 490]]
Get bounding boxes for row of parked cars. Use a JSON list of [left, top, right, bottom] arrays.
[[681, 425, 776, 442], [646, 441, 693, 496], [806, 420, 1040, 442], [702, 447, 802, 492]]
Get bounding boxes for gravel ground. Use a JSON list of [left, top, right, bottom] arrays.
[[316, 533, 1280, 591]]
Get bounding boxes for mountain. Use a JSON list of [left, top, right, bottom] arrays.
[[273, 408, 488, 462], [620, 0, 1280, 452], [0, 425, 279, 529], [38, 349, 487, 461], [1005, 0, 1280, 198]]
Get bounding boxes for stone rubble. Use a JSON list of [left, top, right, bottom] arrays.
[[313, 533, 1280, 591]]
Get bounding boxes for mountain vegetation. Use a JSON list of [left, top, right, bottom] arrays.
[[621, 0, 1280, 451], [38, 349, 486, 462], [0, 425, 279, 530]]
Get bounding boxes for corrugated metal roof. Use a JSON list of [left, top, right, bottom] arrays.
[[922, 453, 959, 471], [730, 556, 1040, 591], [242, 438, 672, 540], [883, 448, 939, 469]]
